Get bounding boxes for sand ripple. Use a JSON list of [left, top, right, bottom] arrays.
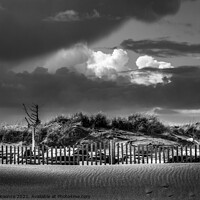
[[0, 164, 200, 200]]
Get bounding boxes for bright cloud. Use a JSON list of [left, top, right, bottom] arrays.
[[45, 9, 100, 22], [136, 55, 174, 69], [86, 49, 129, 79], [130, 71, 172, 86], [43, 45, 173, 86], [44, 44, 129, 80]]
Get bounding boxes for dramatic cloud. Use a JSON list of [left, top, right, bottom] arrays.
[[0, 0, 181, 61], [136, 55, 174, 69], [1, 65, 200, 122], [120, 39, 200, 57]]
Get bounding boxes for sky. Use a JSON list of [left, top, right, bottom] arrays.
[[0, 0, 200, 125]]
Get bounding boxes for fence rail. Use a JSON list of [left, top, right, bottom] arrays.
[[0, 143, 200, 165]]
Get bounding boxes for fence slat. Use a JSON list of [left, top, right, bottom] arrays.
[[142, 145, 145, 164], [155, 146, 157, 164], [25, 146, 27, 164], [55, 146, 57, 165], [125, 143, 128, 164], [82, 144, 85, 166], [112, 141, 115, 165], [103, 142, 106, 165], [137, 146, 140, 164], [46, 146, 48, 165], [1, 146, 3, 164], [42, 146, 45, 165], [59, 146, 62, 165], [134, 146, 136, 164], [190, 146, 192, 162], [99, 143, 102, 165], [21, 146, 23, 165], [171, 146, 174, 163], [181, 146, 183, 163], [176, 146, 179, 163], [68, 146, 71, 165], [185, 146, 188, 162], [17, 146, 20, 164], [5, 146, 8, 164], [146, 145, 149, 164], [95, 143, 97, 165], [10, 146, 12, 164], [150, 146, 153, 164], [163, 147, 165, 163], [121, 143, 124, 164], [64, 146, 67, 165], [91, 143, 93, 165], [13, 146, 16, 164], [86, 144, 89, 165], [158, 147, 161, 163], [51, 147, 53, 165], [130, 143, 132, 164], [108, 142, 111, 165], [195, 145, 197, 161]]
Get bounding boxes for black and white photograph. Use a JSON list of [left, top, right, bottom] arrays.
[[0, 0, 200, 199]]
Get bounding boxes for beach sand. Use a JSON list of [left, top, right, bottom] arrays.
[[0, 164, 200, 200]]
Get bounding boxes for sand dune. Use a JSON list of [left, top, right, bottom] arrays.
[[0, 164, 200, 200]]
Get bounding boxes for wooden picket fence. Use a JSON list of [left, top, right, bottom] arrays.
[[0, 142, 200, 165]]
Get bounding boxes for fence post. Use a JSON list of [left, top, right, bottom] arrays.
[[180, 146, 183, 163]]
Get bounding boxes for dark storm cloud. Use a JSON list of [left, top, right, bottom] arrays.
[[120, 39, 200, 57], [1, 65, 200, 114], [0, 0, 181, 61]]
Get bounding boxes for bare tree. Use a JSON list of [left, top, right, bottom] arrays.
[[23, 103, 41, 149]]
